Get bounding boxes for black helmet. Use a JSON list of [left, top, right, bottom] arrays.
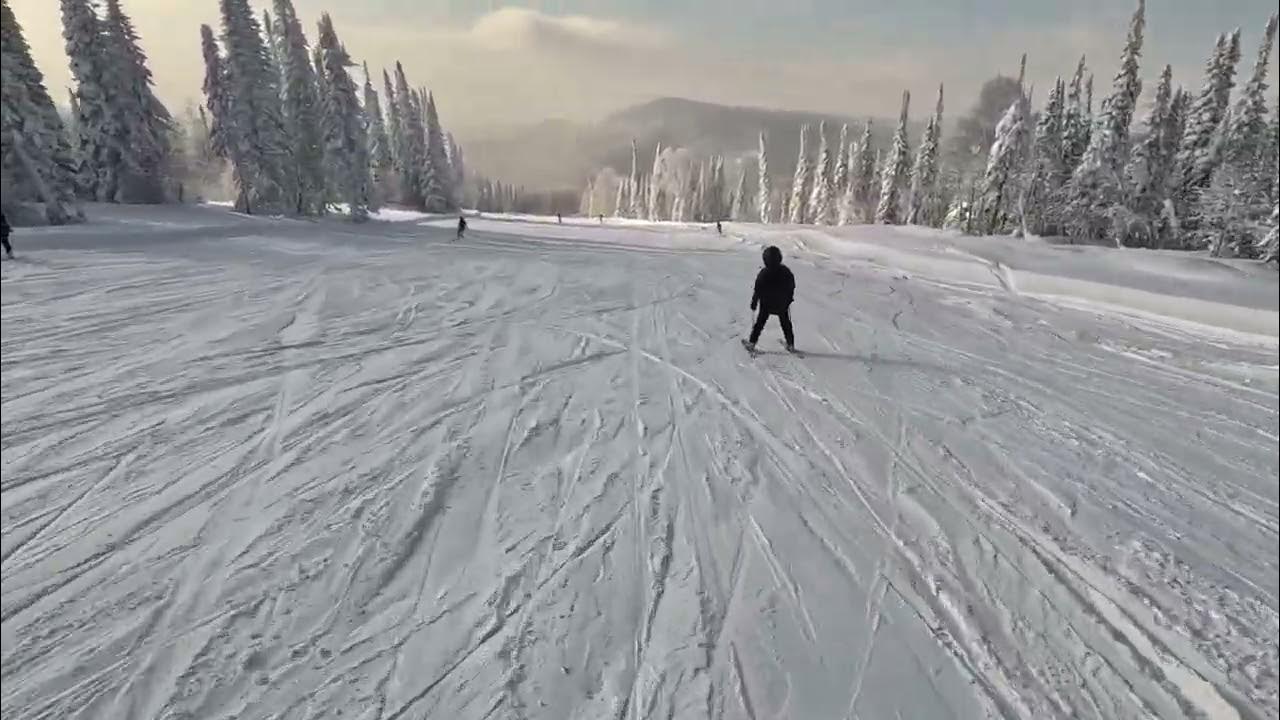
[[762, 245, 783, 267]]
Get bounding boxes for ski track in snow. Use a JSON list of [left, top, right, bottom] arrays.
[[1, 213, 1277, 720]]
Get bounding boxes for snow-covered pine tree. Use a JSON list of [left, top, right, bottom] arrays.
[[647, 142, 663, 220], [627, 138, 643, 218], [1023, 77, 1067, 234], [876, 90, 912, 224], [315, 13, 370, 220], [1062, 56, 1091, 177], [1122, 65, 1174, 246], [1224, 14, 1277, 164], [907, 84, 945, 226], [808, 121, 835, 224], [614, 176, 627, 218], [669, 172, 685, 222], [421, 92, 452, 212], [979, 98, 1029, 233], [361, 62, 391, 205], [381, 69, 401, 179], [788, 124, 811, 223], [1063, 0, 1146, 243], [730, 164, 749, 221], [61, 0, 125, 201], [262, 10, 282, 82], [199, 25, 229, 159], [102, 0, 171, 202], [218, 0, 293, 213], [711, 155, 729, 220], [446, 131, 465, 208], [1202, 14, 1278, 255], [757, 131, 772, 223], [272, 0, 324, 214], [1173, 29, 1242, 228], [391, 62, 425, 207], [850, 119, 876, 221], [691, 160, 706, 221], [833, 123, 850, 198], [1, 0, 81, 222], [1256, 201, 1278, 264]]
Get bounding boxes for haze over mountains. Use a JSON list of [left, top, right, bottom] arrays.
[[460, 96, 923, 191]]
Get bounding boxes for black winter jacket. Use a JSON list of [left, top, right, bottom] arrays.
[[751, 264, 795, 312]]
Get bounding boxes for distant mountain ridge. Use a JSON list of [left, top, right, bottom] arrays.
[[460, 97, 919, 193]]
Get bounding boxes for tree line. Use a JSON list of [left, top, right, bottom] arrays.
[[1, 0, 496, 224], [587, 2, 1278, 264]]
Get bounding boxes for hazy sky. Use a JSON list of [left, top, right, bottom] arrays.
[[10, 0, 1280, 133]]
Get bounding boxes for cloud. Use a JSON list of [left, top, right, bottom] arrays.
[[464, 8, 670, 55]]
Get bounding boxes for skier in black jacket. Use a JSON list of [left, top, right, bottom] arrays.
[[745, 245, 796, 351], [0, 211, 12, 259]]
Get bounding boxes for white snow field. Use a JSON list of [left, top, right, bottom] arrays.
[[2, 205, 1277, 720]]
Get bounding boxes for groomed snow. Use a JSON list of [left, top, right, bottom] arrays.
[[2, 207, 1276, 720]]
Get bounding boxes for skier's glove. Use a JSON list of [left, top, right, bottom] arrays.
[[750, 301, 757, 311]]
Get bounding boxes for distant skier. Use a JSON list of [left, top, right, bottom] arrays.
[[716, 220, 723, 235], [456, 216, 467, 241], [598, 214, 605, 224], [557, 212, 563, 224], [0, 211, 12, 259], [744, 245, 796, 353]]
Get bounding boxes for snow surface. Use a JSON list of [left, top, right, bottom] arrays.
[[1, 207, 1277, 720]]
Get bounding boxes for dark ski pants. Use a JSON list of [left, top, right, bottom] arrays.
[[1, 235, 11, 257], [750, 306, 794, 346]]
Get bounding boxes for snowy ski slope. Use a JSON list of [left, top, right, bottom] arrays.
[[1, 206, 1277, 720]]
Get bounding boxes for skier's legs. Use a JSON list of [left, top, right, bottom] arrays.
[[1, 235, 11, 257], [748, 307, 770, 344], [779, 308, 795, 347]]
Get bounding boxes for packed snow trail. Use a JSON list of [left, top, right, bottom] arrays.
[[1, 210, 1277, 720]]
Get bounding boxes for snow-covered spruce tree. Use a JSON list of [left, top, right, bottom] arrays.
[[1256, 201, 1278, 263], [262, 10, 283, 81], [271, 0, 324, 214], [711, 155, 729, 220], [627, 138, 643, 218], [979, 98, 1029, 233], [1062, 56, 1092, 178], [646, 142, 663, 220], [849, 119, 876, 222], [446, 132, 466, 208], [1023, 77, 1067, 235], [1063, 0, 1146, 243], [218, 0, 293, 213], [391, 62, 425, 207], [1224, 14, 1277, 164], [1, 0, 81, 222], [1202, 14, 1278, 256], [788, 124, 811, 223], [61, 0, 125, 201], [757, 131, 772, 223], [876, 90, 912, 225], [381, 70, 401, 181], [421, 92, 452, 212], [730, 164, 750, 221], [315, 13, 370, 220], [614, 176, 627, 218], [199, 25, 230, 160], [907, 84, 945, 226], [808, 121, 835, 224], [361, 63, 391, 205], [833, 123, 850, 198], [102, 0, 171, 202], [1121, 64, 1174, 246], [1173, 29, 1242, 232]]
